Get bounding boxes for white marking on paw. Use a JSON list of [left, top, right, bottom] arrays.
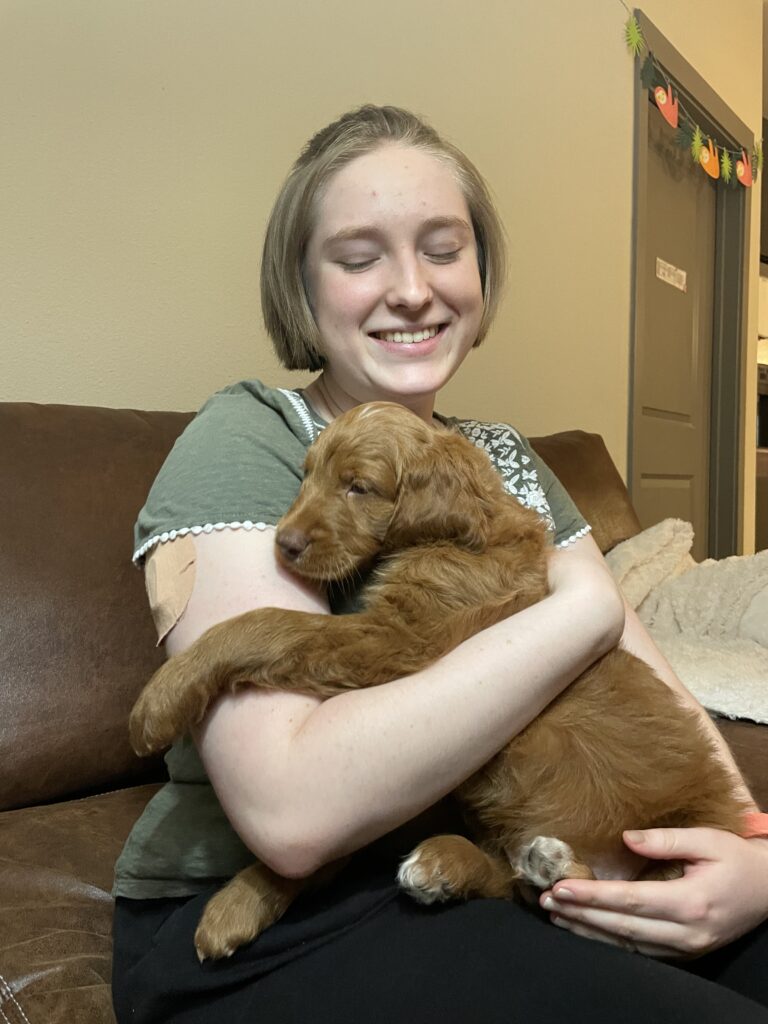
[[511, 836, 575, 889], [397, 850, 452, 905]]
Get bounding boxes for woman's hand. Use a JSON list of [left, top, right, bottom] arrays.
[[540, 827, 768, 958]]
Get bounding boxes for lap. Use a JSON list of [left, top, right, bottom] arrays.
[[113, 859, 768, 1024]]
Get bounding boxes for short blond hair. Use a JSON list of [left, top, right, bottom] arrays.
[[261, 105, 507, 372]]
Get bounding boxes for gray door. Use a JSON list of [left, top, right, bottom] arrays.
[[631, 101, 717, 562]]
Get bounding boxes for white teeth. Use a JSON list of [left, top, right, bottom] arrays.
[[377, 325, 441, 344]]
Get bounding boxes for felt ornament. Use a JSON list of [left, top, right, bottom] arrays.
[[690, 125, 705, 164], [625, 15, 646, 57], [736, 149, 753, 187], [720, 149, 733, 183], [640, 54, 657, 91], [653, 83, 678, 128], [699, 138, 719, 179]]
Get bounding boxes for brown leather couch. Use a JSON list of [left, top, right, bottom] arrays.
[[1, 402, 766, 1023]]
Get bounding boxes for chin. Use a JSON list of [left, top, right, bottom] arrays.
[[374, 357, 465, 399]]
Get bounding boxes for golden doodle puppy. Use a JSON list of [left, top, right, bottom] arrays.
[[130, 403, 750, 961]]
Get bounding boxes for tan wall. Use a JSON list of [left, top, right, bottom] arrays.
[[1, 0, 762, 547]]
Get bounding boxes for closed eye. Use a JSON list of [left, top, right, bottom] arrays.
[[347, 481, 371, 496], [426, 249, 461, 263], [338, 259, 377, 272]]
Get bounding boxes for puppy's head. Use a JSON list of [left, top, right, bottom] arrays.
[[276, 402, 506, 581]]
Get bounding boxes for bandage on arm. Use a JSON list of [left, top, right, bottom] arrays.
[[144, 535, 198, 644]]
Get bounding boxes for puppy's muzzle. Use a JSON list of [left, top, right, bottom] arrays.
[[276, 526, 310, 563]]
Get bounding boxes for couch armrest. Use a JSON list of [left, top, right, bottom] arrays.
[[716, 719, 768, 811]]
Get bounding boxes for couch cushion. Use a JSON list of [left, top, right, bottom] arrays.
[[0, 783, 160, 1024], [529, 430, 641, 554], [0, 403, 192, 810]]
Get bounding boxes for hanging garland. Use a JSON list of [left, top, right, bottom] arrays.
[[623, 12, 762, 188]]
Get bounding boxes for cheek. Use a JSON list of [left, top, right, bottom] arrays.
[[440, 259, 483, 314], [360, 498, 396, 540], [315, 271, 380, 328], [461, 263, 484, 309]]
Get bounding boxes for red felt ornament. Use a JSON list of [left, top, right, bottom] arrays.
[[736, 149, 753, 187], [700, 138, 720, 179], [653, 82, 678, 128]]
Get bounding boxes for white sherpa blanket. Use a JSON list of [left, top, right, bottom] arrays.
[[605, 518, 696, 609], [606, 521, 768, 723], [638, 548, 768, 645]]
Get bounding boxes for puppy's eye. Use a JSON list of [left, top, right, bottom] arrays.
[[347, 482, 369, 496]]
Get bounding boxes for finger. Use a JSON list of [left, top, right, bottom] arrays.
[[622, 827, 724, 863], [545, 878, 691, 924], [546, 896, 702, 954], [540, 888, 696, 942], [550, 914, 693, 960], [548, 900, 689, 945]]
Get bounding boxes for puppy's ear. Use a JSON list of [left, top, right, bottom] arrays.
[[388, 433, 496, 551]]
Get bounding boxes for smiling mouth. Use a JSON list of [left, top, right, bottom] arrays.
[[370, 324, 445, 345]]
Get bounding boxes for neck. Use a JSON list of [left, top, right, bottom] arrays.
[[305, 373, 437, 425]]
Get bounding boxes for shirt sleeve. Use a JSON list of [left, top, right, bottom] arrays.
[[133, 381, 313, 564], [525, 445, 592, 548]]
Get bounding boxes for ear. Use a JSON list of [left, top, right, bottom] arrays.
[[387, 433, 495, 551]]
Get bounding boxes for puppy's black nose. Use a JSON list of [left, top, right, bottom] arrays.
[[276, 527, 310, 562]]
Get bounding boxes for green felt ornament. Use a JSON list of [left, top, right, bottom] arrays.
[[690, 125, 704, 163], [625, 15, 646, 57], [720, 149, 732, 183]]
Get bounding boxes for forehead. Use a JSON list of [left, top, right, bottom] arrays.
[[312, 144, 470, 235]]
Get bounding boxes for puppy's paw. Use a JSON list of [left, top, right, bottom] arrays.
[[195, 915, 256, 963], [511, 836, 585, 890], [398, 846, 456, 905], [194, 881, 279, 961], [129, 655, 211, 755], [397, 835, 488, 905]]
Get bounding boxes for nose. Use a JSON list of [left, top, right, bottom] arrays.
[[276, 526, 310, 562], [386, 253, 433, 310]]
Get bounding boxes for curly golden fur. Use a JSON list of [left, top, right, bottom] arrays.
[[130, 402, 750, 960]]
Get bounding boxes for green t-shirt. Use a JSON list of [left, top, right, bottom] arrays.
[[114, 379, 590, 898]]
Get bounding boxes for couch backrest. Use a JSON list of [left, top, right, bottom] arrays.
[[0, 403, 193, 811], [0, 407, 639, 813], [528, 429, 641, 555]]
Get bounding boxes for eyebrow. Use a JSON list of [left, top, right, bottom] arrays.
[[322, 216, 473, 248]]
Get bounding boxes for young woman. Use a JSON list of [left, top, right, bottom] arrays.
[[112, 105, 768, 1023]]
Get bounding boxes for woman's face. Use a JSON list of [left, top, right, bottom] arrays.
[[303, 143, 484, 418]]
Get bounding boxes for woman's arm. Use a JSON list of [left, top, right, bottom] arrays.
[[167, 527, 624, 878]]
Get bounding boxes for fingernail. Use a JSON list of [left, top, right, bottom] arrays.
[[542, 895, 555, 910], [625, 830, 645, 845], [553, 887, 574, 900]]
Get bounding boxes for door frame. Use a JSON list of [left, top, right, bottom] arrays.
[[630, 10, 753, 557]]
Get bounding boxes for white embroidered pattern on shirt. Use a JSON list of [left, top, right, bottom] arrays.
[[455, 420, 557, 535]]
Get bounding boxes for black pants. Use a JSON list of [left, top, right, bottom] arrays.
[[112, 856, 768, 1024]]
